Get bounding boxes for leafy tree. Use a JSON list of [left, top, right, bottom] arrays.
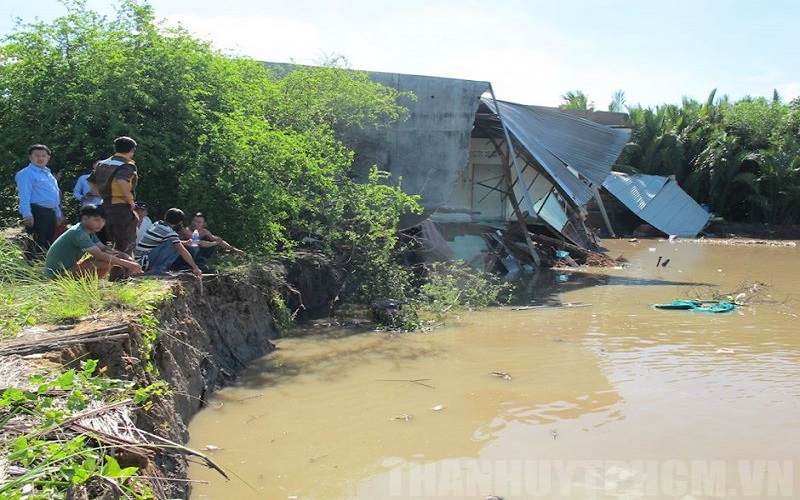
[[723, 96, 790, 151], [0, 0, 419, 259], [619, 104, 687, 177]]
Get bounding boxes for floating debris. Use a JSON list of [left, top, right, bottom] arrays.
[[716, 348, 736, 354], [376, 378, 435, 389], [391, 414, 414, 421], [551, 429, 558, 440], [653, 300, 735, 313], [491, 372, 512, 380], [512, 302, 591, 310], [204, 444, 220, 451], [431, 404, 445, 411]]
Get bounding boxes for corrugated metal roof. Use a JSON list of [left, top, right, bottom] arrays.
[[602, 172, 711, 237], [482, 98, 631, 205]]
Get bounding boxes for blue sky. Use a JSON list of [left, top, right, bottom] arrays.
[[2, 0, 798, 109]]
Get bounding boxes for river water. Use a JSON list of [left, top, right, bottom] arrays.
[[187, 239, 800, 499]]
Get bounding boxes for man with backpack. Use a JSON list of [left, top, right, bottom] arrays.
[[88, 136, 139, 254]]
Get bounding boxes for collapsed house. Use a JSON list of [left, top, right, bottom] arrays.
[[345, 71, 631, 272]]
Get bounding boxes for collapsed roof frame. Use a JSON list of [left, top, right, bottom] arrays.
[[475, 90, 609, 250]]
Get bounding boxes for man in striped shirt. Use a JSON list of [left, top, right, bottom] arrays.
[[134, 208, 202, 277]]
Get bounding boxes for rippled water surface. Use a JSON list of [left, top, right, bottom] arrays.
[[188, 239, 800, 499]]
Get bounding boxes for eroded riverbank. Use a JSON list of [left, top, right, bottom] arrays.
[[187, 239, 800, 499]]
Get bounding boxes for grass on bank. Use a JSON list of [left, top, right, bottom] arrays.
[[0, 237, 172, 338], [0, 357, 171, 500]]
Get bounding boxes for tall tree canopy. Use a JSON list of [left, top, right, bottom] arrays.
[[0, 0, 419, 257], [617, 90, 800, 223]]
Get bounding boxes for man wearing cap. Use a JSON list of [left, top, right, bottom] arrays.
[[135, 201, 153, 245], [15, 144, 63, 260], [88, 136, 139, 254]]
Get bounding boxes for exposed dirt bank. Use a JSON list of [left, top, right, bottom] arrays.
[[0, 252, 346, 498], [705, 221, 800, 240]]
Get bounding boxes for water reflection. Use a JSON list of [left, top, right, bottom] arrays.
[[189, 239, 800, 499]]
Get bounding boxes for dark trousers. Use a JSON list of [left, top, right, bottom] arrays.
[[24, 204, 57, 260], [142, 241, 180, 274], [103, 203, 138, 255], [171, 245, 217, 270]]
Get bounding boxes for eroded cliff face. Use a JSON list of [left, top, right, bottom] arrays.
[[154, 274, 279, 430]]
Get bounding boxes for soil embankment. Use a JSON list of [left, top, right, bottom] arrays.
[[0, 252, 345, 499]]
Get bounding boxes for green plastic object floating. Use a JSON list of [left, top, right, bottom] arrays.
[[653, 300, 736, 313]]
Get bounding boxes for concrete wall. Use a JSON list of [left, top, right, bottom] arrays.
[[351, 72, 490, 222]]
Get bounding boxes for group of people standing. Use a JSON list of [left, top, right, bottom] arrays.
[[15, 136, 245, 280]]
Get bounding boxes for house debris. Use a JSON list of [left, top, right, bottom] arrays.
[[596, 172, 713, 238]]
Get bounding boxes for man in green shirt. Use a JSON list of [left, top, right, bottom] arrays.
[[45, 204, 142, 279]]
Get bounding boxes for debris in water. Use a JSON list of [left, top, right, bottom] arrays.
[[491, 372, 512, 380], [656, 256, 662, 267], [391, 414, 414, 421], [716, 348, 736, 354], [204, 444, 220, 451], [511, 302, 591, 311], [376, 378, 435, 389], [551, 429, 558, 440], [661, 258, 670, 267], [431, 404, 445, 411]]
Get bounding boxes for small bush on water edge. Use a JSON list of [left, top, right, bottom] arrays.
[[417, 261, 514, 318], [356, 259, 515, 331]]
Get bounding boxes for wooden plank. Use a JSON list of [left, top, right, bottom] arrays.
[[0, 323, 131, 357]]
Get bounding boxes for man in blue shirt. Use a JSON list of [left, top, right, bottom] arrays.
[[15, 144, 62, 260], [73, 166, 103, 207]]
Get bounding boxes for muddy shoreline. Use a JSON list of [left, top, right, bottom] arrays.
[[704, 221, 800, 240]]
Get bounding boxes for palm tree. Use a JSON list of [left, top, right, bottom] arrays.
[[608, 89, 627, 113], [619, 105, 685, 177], [559, 90, 594, 111]]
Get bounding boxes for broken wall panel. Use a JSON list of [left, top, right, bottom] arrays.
[[602, 172, 711, 237]]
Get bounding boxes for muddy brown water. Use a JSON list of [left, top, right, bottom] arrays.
[[187, 239, 800, 499]]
